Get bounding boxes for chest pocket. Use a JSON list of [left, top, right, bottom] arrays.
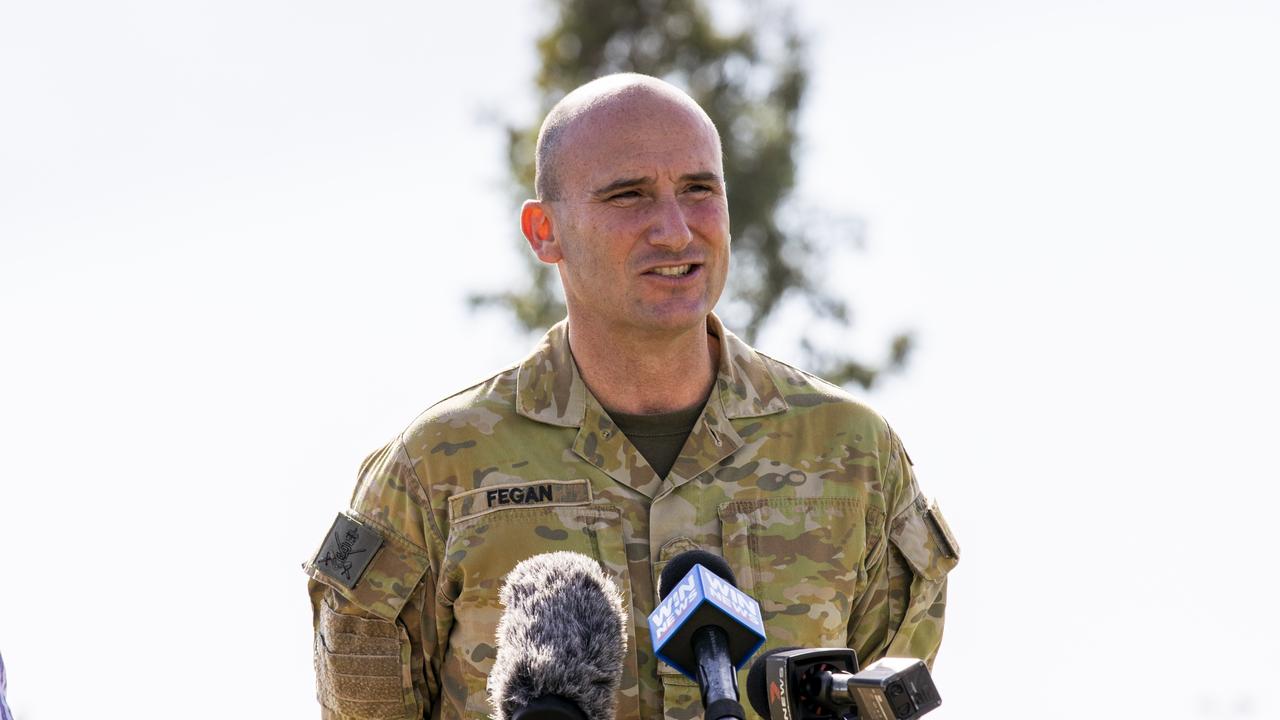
[[718, 497, 876, 650], [437, 480, 637, 719]]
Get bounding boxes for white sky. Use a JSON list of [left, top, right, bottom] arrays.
[[2, 1, 1278, 718]]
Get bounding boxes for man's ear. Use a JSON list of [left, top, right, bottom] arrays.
[[521, 200, 563, 264]]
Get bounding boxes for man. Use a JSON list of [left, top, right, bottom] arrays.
[[304, 74, 959, 720]]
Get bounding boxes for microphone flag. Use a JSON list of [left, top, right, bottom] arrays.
[[647, 562, 766, 680]]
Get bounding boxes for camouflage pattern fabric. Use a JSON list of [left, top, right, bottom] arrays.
[[0, 651, 12, 720], [304, 314, 959, 719]]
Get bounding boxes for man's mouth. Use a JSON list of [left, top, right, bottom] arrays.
[[648, 264, 696, 277]]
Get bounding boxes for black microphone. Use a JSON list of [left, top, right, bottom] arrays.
[[488, 551, 629, 720], [746, 647, 942, 720], [649, 550, 767, 720]]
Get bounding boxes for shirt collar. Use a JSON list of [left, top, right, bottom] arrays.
[[514, 313, 788, 427]]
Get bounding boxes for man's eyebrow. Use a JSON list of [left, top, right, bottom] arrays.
[[591, 176, 653, 197], [681, 171, 723, 185], [590, 171, 724, 198]]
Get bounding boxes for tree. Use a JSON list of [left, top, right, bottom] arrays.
[[472, 0, 912, 389]]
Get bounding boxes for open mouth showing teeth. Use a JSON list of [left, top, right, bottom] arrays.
[[651, 264, 694, 277]]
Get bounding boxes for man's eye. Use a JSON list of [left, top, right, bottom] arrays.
[[608, 190, 643, 203], [685, 184, 714, 195]]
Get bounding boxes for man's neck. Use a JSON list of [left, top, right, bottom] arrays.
[[566, 317, 719, 415]]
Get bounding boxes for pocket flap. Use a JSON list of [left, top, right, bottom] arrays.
[[889, 498, 959, 582], [305, 513, 430, 622]]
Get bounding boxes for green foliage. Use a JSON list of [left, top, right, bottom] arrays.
[[472, 0, 912, 389]]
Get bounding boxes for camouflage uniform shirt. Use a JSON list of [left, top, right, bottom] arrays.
[[305, 314, 959, 720]]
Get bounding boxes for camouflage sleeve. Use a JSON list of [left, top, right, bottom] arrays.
[[305, 440, 445, 719], [848, 428, 959, 669]]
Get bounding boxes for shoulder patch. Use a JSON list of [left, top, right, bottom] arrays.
[[313, 513, 384, 589]]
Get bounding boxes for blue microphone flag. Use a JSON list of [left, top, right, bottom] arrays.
[[647, 563, 767, 680]]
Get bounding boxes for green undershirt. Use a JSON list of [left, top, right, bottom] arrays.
[[604, 400, 708, 479]]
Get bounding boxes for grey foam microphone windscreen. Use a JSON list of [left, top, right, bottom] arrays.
[[488, 551, 629, 720]]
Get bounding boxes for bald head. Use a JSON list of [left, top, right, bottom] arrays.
[[534, 73, 720, 201]]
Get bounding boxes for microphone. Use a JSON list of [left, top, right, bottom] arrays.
[[488, 551, 629, 720], [648, 550, 767, 720], [745, 647, 942, 720]]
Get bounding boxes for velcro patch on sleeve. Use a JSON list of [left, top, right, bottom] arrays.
[[448, 478, 592, 522], [312, 513, 384, 589], [925, 498, 960, 560]]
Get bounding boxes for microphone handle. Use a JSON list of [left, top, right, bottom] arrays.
[[692, 625, 746, 720]]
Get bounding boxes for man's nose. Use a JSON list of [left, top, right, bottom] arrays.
[[647, 197, 694, 251]]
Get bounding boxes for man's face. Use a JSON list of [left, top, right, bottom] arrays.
[[542, 95, 730, 337]]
